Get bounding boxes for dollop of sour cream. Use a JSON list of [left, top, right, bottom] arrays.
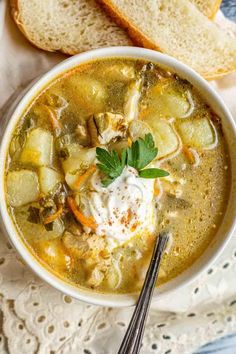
[[77, 166, 156, 248]]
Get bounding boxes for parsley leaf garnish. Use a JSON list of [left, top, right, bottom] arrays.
[[126, 133, 158, 170], [96, 147, 127, 187], [139, 168, 169, 178], [96, 133, 169, 187]]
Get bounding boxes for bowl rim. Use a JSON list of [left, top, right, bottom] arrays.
[[0, 46, 236, 307]]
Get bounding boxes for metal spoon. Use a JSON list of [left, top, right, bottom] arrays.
[[118, 232, 169, 354]]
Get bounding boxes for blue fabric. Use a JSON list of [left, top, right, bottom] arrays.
[[221, 0, 236, 21], [195, 334, 236, 354]]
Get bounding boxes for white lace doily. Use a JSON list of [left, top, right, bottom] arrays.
[[0, 2, 236, 353]]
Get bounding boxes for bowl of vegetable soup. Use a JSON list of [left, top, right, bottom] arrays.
[[0, 47, 236, 307]]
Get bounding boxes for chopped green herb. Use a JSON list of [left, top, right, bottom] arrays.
[[27, 206, 41, 224], [44, 222, 54, 231], [57, 147, 70, 160]]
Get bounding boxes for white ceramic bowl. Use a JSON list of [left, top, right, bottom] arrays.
[[0, 47, 236, 307]]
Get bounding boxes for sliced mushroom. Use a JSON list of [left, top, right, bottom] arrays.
[[87, 112, 128, 146]]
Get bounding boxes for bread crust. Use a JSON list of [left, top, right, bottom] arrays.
[[208, 0, 222, 19], [191, 0, 222, 19], [98, 0, 236, 80], [97, 0, 162, 51]]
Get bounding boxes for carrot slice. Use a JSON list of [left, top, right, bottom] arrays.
[[67, 197, 97, 231], [182, 146, 195, 164], [43, 105, 62, 130], [154, 180, 160, 197], [74, 165, 96, 189], [44, 205, 63, 225]]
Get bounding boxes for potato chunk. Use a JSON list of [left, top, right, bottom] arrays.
[[154, 120, 180, 158], [39, 167, 62, 194], [7, 170, 40, 207], [130, 119, 180, 159], [148, 83, 192, 118], [20, 128, 53, 166], [64, 75, 107, 114], [163, 92, 191, 118], [61, 144, 96, 174], [142, 117, 180, 159], [176, 118, 217, 149]]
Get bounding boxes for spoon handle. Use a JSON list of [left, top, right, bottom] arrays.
[[118, 232, 169, 354]]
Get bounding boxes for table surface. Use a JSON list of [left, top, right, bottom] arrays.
[[195, 3, 236, 354]]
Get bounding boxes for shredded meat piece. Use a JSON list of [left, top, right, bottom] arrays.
[[62, 231, 110, 261], [87, 112, 128, 146]]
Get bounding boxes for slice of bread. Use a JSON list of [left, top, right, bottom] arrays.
[[10, 0, 132, 54], [191, 0, 222, 18], [99, 0, 236, 79], [10, 0, 221, 56]]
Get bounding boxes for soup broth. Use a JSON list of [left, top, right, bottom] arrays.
[[5, 58, 230, 294]]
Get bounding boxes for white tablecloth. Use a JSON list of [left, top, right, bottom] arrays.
[[0, 2, 236, 353]]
